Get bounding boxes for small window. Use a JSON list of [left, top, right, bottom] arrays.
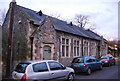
[[48, 62, 63, 70], [66, 39, 69, 45], [33, 62, 48, 72], [62, 38, 65, 44]]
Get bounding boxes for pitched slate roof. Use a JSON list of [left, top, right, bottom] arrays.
[[18, 5, 46, 25], [18, 5, 101, 41]]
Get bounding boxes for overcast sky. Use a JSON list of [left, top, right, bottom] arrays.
[[0, 0, 119, 40]]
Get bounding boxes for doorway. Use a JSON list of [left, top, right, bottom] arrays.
[[43, 45, 51, 60]]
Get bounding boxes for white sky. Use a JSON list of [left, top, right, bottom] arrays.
[[0, 0, 119, 40]]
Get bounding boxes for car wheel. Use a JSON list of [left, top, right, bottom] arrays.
[[86, 68, 91, 75], [99, 65, 103, 70], [67, 73, 74, 81], [107, 63, 110, 67], [113, 62, 116, 65]]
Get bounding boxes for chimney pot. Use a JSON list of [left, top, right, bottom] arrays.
[[38, 10, 42, 16], [70, 22, 73, 26]]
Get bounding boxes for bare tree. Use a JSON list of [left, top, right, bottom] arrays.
[[49, 12, 61, 19], [75, 14, 89, 28], [74, 14, 96, 31], [88, 23, 96, 30]]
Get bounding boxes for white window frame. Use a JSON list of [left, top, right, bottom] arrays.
[[61, 36, 71, 58], [73, 39, 81, 57], [83, 40, 89, 56], [91, 41, 97, 56]]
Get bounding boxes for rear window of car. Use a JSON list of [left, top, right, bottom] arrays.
[[72, 58, 84, 63], [15, 63, 30, 73]]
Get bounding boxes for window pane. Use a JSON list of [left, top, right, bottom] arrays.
[[77, 41, 79, 46], [48, 62, 63, 70], [74, 47, 76, 56], [84, 47, 88, 56], [66, 39, 69, 45], [33, 62, 48, 72], [62, 38, 65, 44], [77, 47, 79, 56], [62, 45, 65, 56], [66, 46, 69, 57], [15, 63, 30, 73], [72, 58, 84, 63], [74, 40, 76, 46]]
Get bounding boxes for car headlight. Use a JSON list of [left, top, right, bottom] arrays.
[[105, 61, 108, 63]]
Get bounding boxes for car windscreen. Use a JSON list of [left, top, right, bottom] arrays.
[[15, 63, 30, 73], [72, 58, 84, 63], [101, 56, 108, 59]]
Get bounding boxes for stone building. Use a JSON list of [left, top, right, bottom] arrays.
[[2, 0, 108, 69]]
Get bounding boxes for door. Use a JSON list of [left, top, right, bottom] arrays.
[[48, 62, 68, 79], [43, 45, 51, 60]]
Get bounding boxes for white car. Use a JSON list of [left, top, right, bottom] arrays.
[[12, 60, 75, 81]]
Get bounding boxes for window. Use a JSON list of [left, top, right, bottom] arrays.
[[87, 59, 93, 62], [83, 41, 89, 56], [48, 62, 63, 70], [90, 42, 96, 56], [86, 57, 96, 62], [61, 37, 71, 57], [33, 62, 48, 72], [73, 40, 81, 57], [15, 63, 30, 73], [72, 58, 84, 63]]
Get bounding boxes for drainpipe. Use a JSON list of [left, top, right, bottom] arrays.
[[30, 37, 34, 60], [6, 0, 16, 78]]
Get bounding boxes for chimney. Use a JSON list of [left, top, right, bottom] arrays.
[[10, 0, 16, 7], [70, 22, 73, 26], [6, 0, 16, 78], [38, 10, 42, 16]]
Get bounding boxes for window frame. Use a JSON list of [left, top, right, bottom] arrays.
[[90, 41, 97, 56], [73, 39, 81, 57], [83, 40, 89, 56], [61, 36, 71, 58]]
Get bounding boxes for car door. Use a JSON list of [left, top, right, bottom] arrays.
[[29, 62, 51, 80], [93, 58, 100, 69], [48, 62, 69, 80], [86, 57, 95, 70]]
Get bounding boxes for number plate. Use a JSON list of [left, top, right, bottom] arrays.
[[74, 65, 80, 67], [13, 75, 18, 79]]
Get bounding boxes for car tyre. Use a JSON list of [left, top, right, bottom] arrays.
[[113, 62, 116, 65], [107, 63, 110, 67], [67, 73, 74, 81], [99, 65, 103, 70], [86, 68, 91, 75]]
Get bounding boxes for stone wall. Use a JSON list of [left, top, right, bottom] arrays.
[[2, 4, 31, 77], [55, 31, 100, 66], [32, 17, 57, 60]]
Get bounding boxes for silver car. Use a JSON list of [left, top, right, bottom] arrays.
[[12, 60, 75, 81]]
